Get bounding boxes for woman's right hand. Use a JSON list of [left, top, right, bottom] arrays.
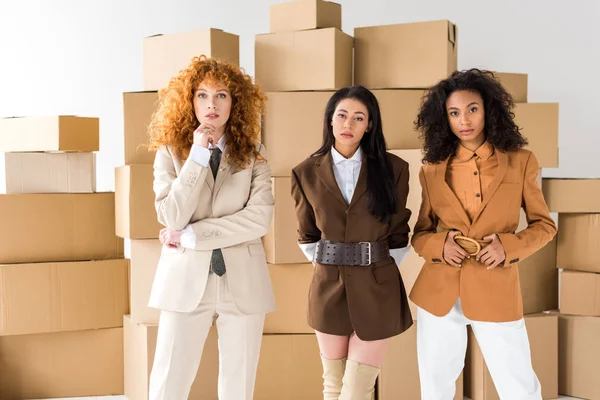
[[443, 231, 469, 267], [193, 122, 217, 148]]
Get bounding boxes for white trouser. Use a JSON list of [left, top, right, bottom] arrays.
[[417, 299, 541, 400], [149, 272, 266, 400]]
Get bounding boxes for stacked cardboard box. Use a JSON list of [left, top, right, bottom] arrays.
[[0, 116, 126, 399], [543, 178, 600, 399]]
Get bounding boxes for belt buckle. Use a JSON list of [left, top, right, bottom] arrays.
[[359, 242, 372, 266]]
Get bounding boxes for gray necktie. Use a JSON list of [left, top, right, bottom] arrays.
[[209, 147, 226, 276]]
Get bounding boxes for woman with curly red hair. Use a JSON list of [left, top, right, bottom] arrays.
[[146, 55, 275, 400]]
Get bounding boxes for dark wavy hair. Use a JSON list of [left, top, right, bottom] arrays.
[[415, 69, 528, 163], [312, 86, 396, 222]]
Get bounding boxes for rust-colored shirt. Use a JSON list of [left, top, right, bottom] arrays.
[[445, 141, 498, 222]]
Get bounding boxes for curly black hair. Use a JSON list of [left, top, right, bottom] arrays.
[[415, 69, 528, 163]]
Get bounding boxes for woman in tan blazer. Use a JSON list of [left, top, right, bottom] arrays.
[[292, 86, 413, 399], [410, 69, 557, 400], [146, 56, 275, 400]]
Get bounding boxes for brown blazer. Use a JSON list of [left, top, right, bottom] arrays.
[[410, 149, 557, 322], [291, 151, 413, 340]]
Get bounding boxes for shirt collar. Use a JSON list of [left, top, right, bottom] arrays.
[[331, 146, 362, 165], [208, 134, 227, 153], [455, 141, 494, 162]]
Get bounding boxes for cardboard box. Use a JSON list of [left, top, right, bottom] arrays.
[[558, 314, 600, 399], [513, 103, 559, 168], [542, 178, 600, 213], [557, 213, 600, 273], [379, 323, 463, 399], [0, 116, 99, 152], [494, 72, 528, 103], [123, 315, 218, 400], [263, 177, 308, 263], [124, 91, 158, 165], [387, 149, 423, 231], [0, 327, 123, 399], [0, 193, 124, 264], [560, 270, 600, 316], [354, 20, 457, 89], [0, 259, 128, 336], [0, 152, 95, 194], [143, 28, 239, 91], [465, 314, 558, 400], [115, 165, 162, 239], [255, 334, 323, 399], [375, 90, 425, 149], [265, 263, 313, 333], [270, 0, 341, 33], [519, 237, 558, 315], [255, 28, 353, 92], [129, 239, 161, 324]]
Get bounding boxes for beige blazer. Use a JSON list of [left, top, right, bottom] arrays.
[[148, 144, 276, 315]]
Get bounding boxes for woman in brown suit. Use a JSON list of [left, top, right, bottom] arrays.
[[291, 86, 413, 399], [410, 69, 557, 399]]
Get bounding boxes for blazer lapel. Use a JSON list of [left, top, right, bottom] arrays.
[[437, 157, 472, 229], [315, 152, 348, 207], [213, 152, 232, 197], [471, 150, 508, 225], [349, 157, 368, 207]]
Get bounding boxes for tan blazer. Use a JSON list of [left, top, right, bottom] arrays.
[[410, 149, 557, 322], [148, 144, 276, 315]]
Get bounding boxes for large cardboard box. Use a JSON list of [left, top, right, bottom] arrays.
[[557, 213, 600, 273], [542, 178, 600, 213], [265, 263, 313, 333], [560, 270, 600, 316], [0, 152, 95, 194], [379, 323, 463, 399], [519, 237, 558, 315], [558, 314, 600, 399], [513, 103, 559, 168], [129, 239, 161, 324], [387, 149, 423, 231], [374, 90, 425, 149], [0, 116, 99, 152], [354, 20, 457, 89], [123, 315, 218, 400], [0, 327, 123, 399], [255, 28, 353, 92], [115, 164, 162, 239], [465, 314, 558, 400], [0, 259, 128, 336], [0, 193, 123, 264], [143, 29, 239, 91], [124, 91, 158, 165], [270, 0, 341, 33], [255, 334, 323, 399], [494, 72, 528, 103]]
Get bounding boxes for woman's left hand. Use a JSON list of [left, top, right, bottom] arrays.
[[476, 234, 506, 269], [159, 228, 183, 248]]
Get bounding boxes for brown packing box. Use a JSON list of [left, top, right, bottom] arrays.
[[255, 28, 353, 92], [374, 90, 425, 149], [513, 103, 559, 168], [542, 178, 600, 213], [0, 116, 99, 152], [265, 263, 313, 333], [493, 72, 528, 103], [124, 91, 158, 165], [115, 164, 162, 239], [0, 193, 124, 264], [354, 20, 457, 89], [560, 270, 600, 316], [0, 259, 128, 336], [255, 334, 323, 399], [557, 213, 600, 273], [263, 177, 308, 263], [388, 149, 423, 231], [0, 327, 123, 399], [270, 0, 341, 33], [143, 28, 239, 91], [379, 323, 463, 399], [558, 314, 600, 399], [465, 314, 558, 400], [0, 152, 95, 194], [129, 239, 162, 324], [123, 315, 218, 400]]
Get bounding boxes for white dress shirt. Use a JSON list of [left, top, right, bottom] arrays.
[[298, 146, 410, 266]]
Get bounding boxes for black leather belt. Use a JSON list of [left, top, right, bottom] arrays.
[[313, 239, 390, 266]]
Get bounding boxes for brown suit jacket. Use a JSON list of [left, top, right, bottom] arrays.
[[410, 149, 557, 322], [291, 151, 413, 340]]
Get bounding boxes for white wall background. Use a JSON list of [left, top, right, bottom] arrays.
[[1, 0, 598, 191]]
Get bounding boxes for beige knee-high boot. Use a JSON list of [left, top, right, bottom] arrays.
[[339, 360, 379, 400], [321, 356, 346, 399]]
